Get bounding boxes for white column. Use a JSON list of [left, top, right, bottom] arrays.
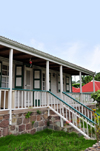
[[79, 71, 82, 93], [9, 48, 13, 125], [46, 60, 49, 91], [60, 65, 63, 99], [46, 61, 49, 110], [60, 65, 63, 127], [79, 71, 82, 102], [93, 76, 95, 92]]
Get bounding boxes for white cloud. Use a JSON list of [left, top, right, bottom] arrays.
[[30, 38, 48, 53], [85, 45, 100, 73]]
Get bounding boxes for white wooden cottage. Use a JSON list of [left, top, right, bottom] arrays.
[[0, 36, 97, 139]]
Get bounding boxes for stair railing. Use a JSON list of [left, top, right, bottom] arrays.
[[48, 91, 96, 139], [62, 91, 100, 126]]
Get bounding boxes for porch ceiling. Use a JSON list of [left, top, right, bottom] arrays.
[[0, 45, 89, 75]]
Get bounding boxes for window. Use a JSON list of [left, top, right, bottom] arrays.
[[2, 64, 9, 88], [33, 69, 41, 90], [49, 73, 51, 91], [15, 65, 23, 88], [66, 76, 69, 92], [42, 73, 45, 90]]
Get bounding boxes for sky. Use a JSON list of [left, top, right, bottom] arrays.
[[0, 0, 100, 81]]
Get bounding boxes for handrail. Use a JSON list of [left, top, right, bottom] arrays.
[[12, 88, 47, 92], [48, 91, 96, 124], [63, 91, 100, 116], [67, 92, 92, 94], [0, 87, 10, 90]]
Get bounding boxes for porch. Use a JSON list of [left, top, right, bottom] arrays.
[[0, 36, 97, 139]]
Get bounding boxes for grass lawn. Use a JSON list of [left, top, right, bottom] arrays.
[[0, 129, 96, 151]]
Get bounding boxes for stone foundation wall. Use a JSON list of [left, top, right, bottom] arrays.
[[0, 109, 49, 137]]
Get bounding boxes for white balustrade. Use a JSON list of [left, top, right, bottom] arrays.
[[48, 92, 96, 139], [67, 92, 94, 104], [12, 90, 47, 110], [0, 89, 10, 111]]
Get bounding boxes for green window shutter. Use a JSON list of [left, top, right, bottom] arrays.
[[15, 65, 23, 89], [0, 62, 2, 87], [33, 69, 41, 90], [66, 76, 69, 92], [49, 73, 51, 91], [58, 74, 60, 92]]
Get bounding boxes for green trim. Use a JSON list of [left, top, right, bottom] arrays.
[[0, 87, 10, 90], [33, 69, 41, 90], [48, 91, 96, 124], [33, 99, 40, 106], [0, 62, 2, 87], [58, 74, 60, 92], [15, 65, 23, 89]]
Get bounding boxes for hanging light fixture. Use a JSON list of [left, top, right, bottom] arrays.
[[29, 58, 32, 67]]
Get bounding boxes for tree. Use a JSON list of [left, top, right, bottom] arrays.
[[91, 90, 100, 109], [95, 72, 100, 81], [82, 75, 92, 85]]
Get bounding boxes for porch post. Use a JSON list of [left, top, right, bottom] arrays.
[[79, 71, 82, 102], [46, 60, 49, 91], [60, 65, 63, 127], [46, 61, 49, 115], [9, 48, 13, 125], [60, 65, 63, 99], [93, 76, 95, 92]]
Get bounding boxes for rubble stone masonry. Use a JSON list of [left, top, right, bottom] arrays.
[[0, 109, 49, 137]]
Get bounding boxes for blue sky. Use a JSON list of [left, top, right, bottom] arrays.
[[0, 0, 100, 77]]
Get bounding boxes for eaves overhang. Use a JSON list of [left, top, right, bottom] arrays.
[[0, 36, 95, 76]]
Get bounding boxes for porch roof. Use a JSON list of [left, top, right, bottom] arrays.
[[0, 36, 95, 76]]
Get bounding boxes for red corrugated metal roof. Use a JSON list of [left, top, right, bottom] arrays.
[[72, 81, 100, 93]]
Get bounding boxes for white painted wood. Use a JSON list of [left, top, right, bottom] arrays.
[[4, 91, 6, 109], [46, 61, 49, 91], [9, 48, 13, 125], [22, 91, 23, 108], [60, 65, 63, 99], [93, 77, 95, 92], [79, 71, 82, 103]]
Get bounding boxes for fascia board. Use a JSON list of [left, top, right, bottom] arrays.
[[0, 36, 95, 76]]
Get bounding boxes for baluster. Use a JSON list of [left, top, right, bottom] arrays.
[[88, 110, 89, 119], [14, 90, 16, 109], [87, 122, 89, 136], [40, 92, 41, 107], [51, 94, 52, 107], [34, 92, 35, 107], [4, 91, 6, 110], [82, 106, 83, 115], [54, 97, 55, 110], [18, 91, 19, 108], [31, 91, 32, 107], [57, 99, 58, 112], [22, 91, 23, 108], [60, 100, 61, 115], [37, 92, 38, 107], [28, 91, 29, 107], [42, 92, 43, 107], [25, 91, 26, 108]]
